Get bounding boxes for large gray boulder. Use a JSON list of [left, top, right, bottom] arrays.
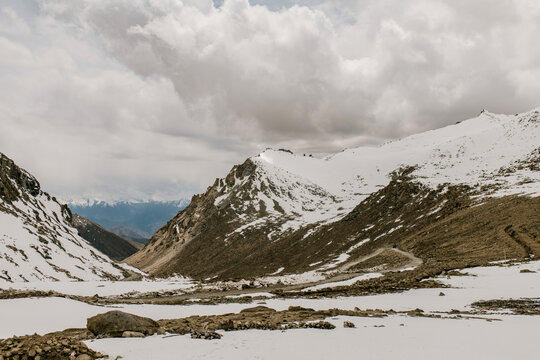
[[87, 311, 159, 337]]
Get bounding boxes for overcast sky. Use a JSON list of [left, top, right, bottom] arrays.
[[1, 0, 539, 202]]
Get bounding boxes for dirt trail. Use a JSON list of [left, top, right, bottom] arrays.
[[339, 247, 422, 272], [503, 225, 540, 258], [108, 248, 424, 304]]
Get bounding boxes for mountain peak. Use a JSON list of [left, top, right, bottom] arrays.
[[126, 106, 540, 280]]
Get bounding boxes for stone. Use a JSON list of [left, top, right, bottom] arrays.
[[122, 331, 145, 338], [75, 355, 93, 360], [87, 311, 159, 337], [439, 292, 446, 296], [190, 331, 222, 340], [240, 306, 276, 313], [343, 321, 355, 328]]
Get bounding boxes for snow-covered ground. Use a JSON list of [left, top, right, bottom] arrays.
[[0, 277, 195, 297], [2, 260, 539, 347], [86, 315, 539, 360], [301, 272, 383, 292]]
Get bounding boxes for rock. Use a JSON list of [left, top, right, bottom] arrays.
[[520, 269, 535, 273], [307, 321, 335, 329], [87, 311, 159, 337], [75, 355, 93, 360], [190, 331, 222, 340], [439, 292, 446, 296], [287, 306, 314, 312], [28, 349, 36, 357], [122, 331, 145, 338], [343, 321, 355, 328], [240, 306, 276, 313]]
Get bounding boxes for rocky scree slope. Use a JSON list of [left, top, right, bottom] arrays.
[[127, 108, 540, 279], [0, 153, 136, 282]]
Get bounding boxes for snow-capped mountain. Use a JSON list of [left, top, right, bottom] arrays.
[[0, 153, 139, 282], [127, 108, 540, 279]]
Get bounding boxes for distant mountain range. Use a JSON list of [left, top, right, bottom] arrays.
[[70, 200, 189, 242]]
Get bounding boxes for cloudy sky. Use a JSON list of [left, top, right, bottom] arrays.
[[1, 0, 539, 202]]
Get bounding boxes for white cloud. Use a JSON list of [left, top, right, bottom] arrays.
[[1, 0, 539, 201]]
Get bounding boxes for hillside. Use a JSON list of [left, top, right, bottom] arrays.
[[127, 108, 540, 279], [71, 215, 140, 260], [0, 153, 138, 282]]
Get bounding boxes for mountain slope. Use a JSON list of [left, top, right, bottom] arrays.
[[70, 215, 139, 260], [0, 153, 138, 282], [108, 227, 149, 245], [127, 108, 540, 279]]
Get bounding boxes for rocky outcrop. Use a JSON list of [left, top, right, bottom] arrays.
[[0, 153, 41, 203]]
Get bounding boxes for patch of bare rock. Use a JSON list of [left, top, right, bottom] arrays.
[[0, 329, 103, 360]]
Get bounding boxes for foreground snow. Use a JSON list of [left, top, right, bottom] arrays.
[[1, 260, 539, 341], [86, 315, 539, 360]]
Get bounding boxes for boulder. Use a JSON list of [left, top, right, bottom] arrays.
[[75, 355, 93, 360], [343, 321, 356, 328], [87, 311, 159, 337], [122, 331, 145, 338]]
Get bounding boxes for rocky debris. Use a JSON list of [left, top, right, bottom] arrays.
[[0, 331, 102, 360], [87, 311, 159, 337], [471, 298, 540, 315], [190, 331, 222, 340], [343, 321, 356, 328], [520, 269, 536, 273], [158, 306, 388, 335], [439, 292, 446, 296]]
